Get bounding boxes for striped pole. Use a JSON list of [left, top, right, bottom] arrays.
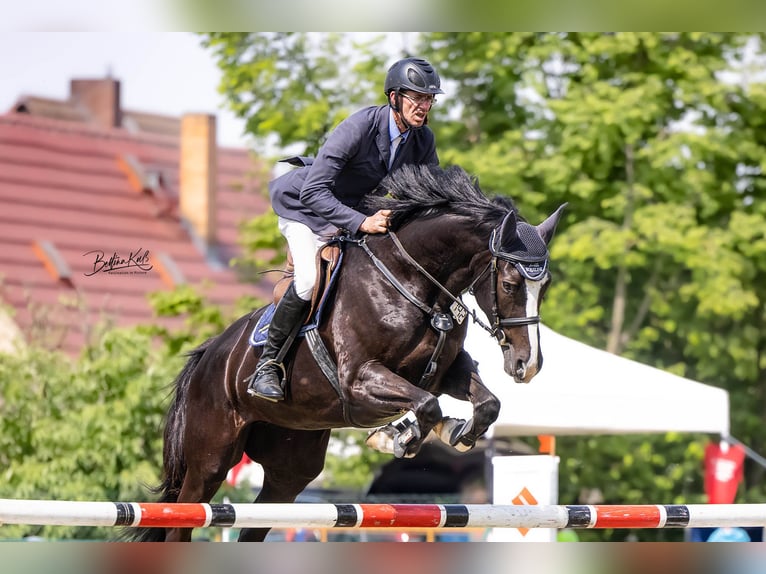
[[1, 500, 765, 529]]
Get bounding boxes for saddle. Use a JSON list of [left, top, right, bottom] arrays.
[[272, 241, 342, 324]]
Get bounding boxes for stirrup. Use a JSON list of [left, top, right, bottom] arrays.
[[245, 359, 286, 399]]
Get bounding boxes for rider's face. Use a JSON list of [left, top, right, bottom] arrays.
[[393, 90, 435, 129]]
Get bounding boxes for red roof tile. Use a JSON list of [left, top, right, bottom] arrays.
[[0, 109, 274, 356]]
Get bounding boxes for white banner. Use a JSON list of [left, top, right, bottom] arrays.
[[488, 455, 560, 542]]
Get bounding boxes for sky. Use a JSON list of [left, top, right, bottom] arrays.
[[0, 32, 250, 148]]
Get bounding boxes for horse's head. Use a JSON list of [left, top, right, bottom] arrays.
[[473, 204, 567, 383], [366, 165, 566, 383]]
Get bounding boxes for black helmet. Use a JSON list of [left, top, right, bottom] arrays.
[[384, 57, 444, 97]]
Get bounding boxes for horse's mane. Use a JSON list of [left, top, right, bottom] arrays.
[[363, 164, 516, 230]]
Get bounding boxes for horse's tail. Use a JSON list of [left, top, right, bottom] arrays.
[[119, 340, 211, 542]]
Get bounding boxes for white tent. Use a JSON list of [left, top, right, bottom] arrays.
[[441, 297, 730, 437]]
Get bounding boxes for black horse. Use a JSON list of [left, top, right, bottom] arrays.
[[129, 164, 565, 542]]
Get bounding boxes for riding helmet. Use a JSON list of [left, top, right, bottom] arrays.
[[384, 57, 444, 96]]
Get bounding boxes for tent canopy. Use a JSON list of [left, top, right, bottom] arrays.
[[440, 297, 730, 437]]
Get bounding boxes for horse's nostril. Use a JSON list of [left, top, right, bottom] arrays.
[[515, 360, 526, 378]]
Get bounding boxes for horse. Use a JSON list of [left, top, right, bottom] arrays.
[[127, 164, 566, 542]]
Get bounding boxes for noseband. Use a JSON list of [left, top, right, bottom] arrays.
[[478, 256, 541, 346]]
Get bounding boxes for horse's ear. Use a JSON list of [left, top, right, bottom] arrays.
[[537, 203, 568, 245], [495, 210, 518, 252]]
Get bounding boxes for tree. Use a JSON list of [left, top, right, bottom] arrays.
[[0, 328, 175, 540], [201, 33, 391, 157]]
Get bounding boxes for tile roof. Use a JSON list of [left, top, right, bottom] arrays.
[[0, 108, 273, 356]]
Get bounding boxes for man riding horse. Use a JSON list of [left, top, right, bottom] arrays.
[[246, 56, 445, 401], [128, 159, 565, 541]]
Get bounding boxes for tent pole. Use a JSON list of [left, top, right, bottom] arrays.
[[724, 434, 766, 470]]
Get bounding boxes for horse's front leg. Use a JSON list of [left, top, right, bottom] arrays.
[[434, 350, 500, 451], [352, 360, 443, 458]]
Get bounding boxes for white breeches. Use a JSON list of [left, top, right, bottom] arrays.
[[278, 217, 329, 301]]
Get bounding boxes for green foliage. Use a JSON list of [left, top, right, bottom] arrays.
[[0, 286, 261, 540], [145, 284, 228, 355], [322, 431, 390, 490], [235, 209, 287, 272], [0, 328, 176, 540], [200, 33, 390, 157], [557, 433, 708, 542], [423, 32, 766, 513]]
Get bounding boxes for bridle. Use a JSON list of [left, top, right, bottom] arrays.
[[478, 225, 550, 344], [303, 208, 559, 406]]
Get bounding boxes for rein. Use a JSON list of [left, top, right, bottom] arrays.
[[385, 230, 542, 338], [386, 231, 495, 335]]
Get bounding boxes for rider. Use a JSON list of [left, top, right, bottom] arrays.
[[246, 56, 444, 402]]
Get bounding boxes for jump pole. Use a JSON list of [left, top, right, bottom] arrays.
[[1, 500, 766, 530]]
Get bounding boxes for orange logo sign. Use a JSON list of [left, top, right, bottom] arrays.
[[511, 487, 538, 536]]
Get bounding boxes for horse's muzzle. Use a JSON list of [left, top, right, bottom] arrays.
[[502, 346, 539, 384]]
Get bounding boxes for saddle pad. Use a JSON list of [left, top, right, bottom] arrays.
[[248, 304, 276, 347], [248, 304, 326, 348]]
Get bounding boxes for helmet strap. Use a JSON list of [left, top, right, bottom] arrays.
[[389, 90, 401, 112]]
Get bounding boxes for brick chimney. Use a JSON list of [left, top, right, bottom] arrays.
[[70, 78, 121, 128], [179, 113, 218, 250]]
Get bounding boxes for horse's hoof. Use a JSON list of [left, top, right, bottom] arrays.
[[365, 420, 421, 458], [365, 426, 396, 454], [437, 417, 476, 452], [455, 435, 476, 452]]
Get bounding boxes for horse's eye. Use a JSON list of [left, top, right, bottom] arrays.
[[502, 281, 517, 293]]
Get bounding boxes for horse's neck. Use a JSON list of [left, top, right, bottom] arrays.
[[394, 221, 488, 292]]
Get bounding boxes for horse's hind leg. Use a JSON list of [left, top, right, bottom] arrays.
[[164, 413, 246, 542], [238, 424, 331, 542]]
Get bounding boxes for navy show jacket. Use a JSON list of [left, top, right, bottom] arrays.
[[269, 105, 438, 235]]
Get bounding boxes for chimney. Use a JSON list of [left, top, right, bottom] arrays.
[[70, 78, 121, 128], [179, 113, 218, 250]]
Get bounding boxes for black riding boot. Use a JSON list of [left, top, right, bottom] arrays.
[[246, 283, 310, 402]]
